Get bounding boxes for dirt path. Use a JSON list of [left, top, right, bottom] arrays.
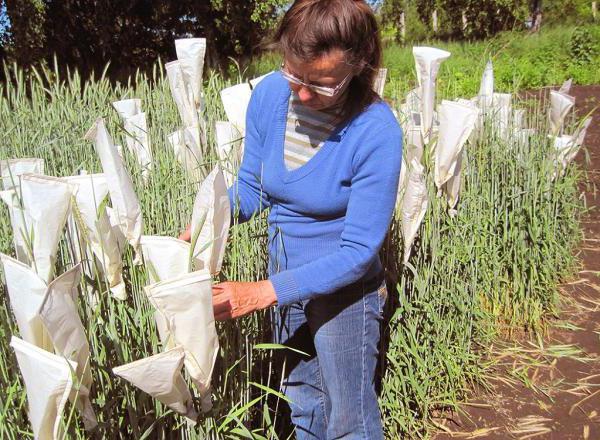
[[434, 85, 600, 439]]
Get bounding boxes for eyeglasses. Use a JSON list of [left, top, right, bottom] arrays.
[[280, 63, 353, 97]]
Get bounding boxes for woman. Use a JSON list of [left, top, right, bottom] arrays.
[[183, 0, 402, 437]]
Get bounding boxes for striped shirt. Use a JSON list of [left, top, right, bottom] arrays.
[[284, 95, 341, 171]]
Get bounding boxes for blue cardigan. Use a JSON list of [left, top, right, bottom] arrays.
[[228, 72, 403, 306]]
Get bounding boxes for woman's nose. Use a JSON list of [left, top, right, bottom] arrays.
[[297, 86, 315, 103]]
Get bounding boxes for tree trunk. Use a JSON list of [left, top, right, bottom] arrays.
[[400, 11, 406, 40]]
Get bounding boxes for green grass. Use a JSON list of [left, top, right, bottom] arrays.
[[0, 39, 586, 439]]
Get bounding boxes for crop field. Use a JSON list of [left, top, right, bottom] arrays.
[[0, 31, 592, 439]]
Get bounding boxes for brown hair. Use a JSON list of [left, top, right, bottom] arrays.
[[272, 0, 382, 124]]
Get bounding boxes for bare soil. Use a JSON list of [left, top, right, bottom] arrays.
[[433, 85, 600, 439]]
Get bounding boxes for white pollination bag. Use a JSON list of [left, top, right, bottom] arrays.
[[175, 38, 207, 114], [113, 346, 198, 421], [478, 60, 494, 110], [491, 93, 512, 140], [85, 118, 143, 270], [215, 121, 243, 187], [401, 160, 428, 263], [190, 166, 231, 275], [112, 99, 142, 120], [166, 60, 198, 129], [412, 47, 451, 143], [10, 336, 77, 440], [558, 78, 573, 95], [1, 253, 52, 350], [220, 83, 252, 135], [113, 100, 153, 181], [373, 68, 387, 97], [20, 174, 74, 283], [445, 149, 465, 216], [140, 236, 195, 284], [126, 112, 153, 181], [1, 158, 44, 191], [167, 128, 203, 184], [145, 271, 218, 412], [38, 264, 97, 430], [64, 173, 125, 299], [434, 100, 479, 200], [548, 90, 575, 136], [140, 235, 197, 348]]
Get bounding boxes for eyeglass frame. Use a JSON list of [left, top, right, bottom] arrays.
[[280, 62, 354, 97]]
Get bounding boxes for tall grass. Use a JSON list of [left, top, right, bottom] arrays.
[[0, 56, 584, 438]]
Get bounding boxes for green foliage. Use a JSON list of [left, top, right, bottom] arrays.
[[4, 0, 46, 66], [569, 26, 599, 64], [2, 0, 287, 77]]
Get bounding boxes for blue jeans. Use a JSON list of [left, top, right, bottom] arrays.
[[272, 274, 387, 440]]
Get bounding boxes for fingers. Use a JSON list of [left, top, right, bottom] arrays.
[[178, 224, 192, 242]]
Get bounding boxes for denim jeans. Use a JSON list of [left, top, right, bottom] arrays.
[[272, 273, 387, 440]]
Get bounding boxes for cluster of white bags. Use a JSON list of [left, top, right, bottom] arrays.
[[1, 255, 97, 437], [113, 165, 230, 418], [166, 38, 208, 184], [396, 49, 591, 262]]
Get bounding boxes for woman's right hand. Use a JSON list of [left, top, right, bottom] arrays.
[[178, 224, 192, 242]]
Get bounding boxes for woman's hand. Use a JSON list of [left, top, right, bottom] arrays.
[[213, 280, 277, 321], [178, 224, 192, 242]]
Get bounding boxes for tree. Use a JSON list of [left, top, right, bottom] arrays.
[[3, 0, 287, 79]]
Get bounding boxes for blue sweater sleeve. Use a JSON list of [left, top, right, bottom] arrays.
[[227, 84, 271, 224], [269, 121, 403, 305]]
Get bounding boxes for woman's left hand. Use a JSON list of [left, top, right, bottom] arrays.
[[212, 280, 278, 321]]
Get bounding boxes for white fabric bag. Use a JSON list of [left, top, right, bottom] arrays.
[[10, 336, 76, 440], [167, 128, 203, 184], [20, 174, 74, 283], [113, 346, 198, 421], [568, 116, 593, 163], [373, 68, 387, 97], [558, 78, 573, 95], [478, 60, 494, 110], [175, 38, 206, 113], [63, 173, 126, 299], [140, 235, 197, 349], [1, 158, 44, 191], [549, 90, 575, 135], [140, 235, 195, 284], [215, 121, 243, 187], [124, 112, 153, 181], [112, 99, 141, 120], [445, 149, 464, 216], [491, 93, 512, 140], [401, 160, 428, 263], [434, 100, 479, 192], [166, 60, 198, 128], [145, 270, 217, 411], [38, 264, 97, 430], [0, 188, 30, 262], [412, 47, 451, 143], [112, 100, 153, 181], [404, 123, 424, 165], [220, 83, 252, 135], [85, 118, 143, 268], [396, 157, 408, 204], [1, 253, 52, 350], [190, 166, 231, 275]]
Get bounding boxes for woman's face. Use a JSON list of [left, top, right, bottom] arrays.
[[283, 49, 356, 111]]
